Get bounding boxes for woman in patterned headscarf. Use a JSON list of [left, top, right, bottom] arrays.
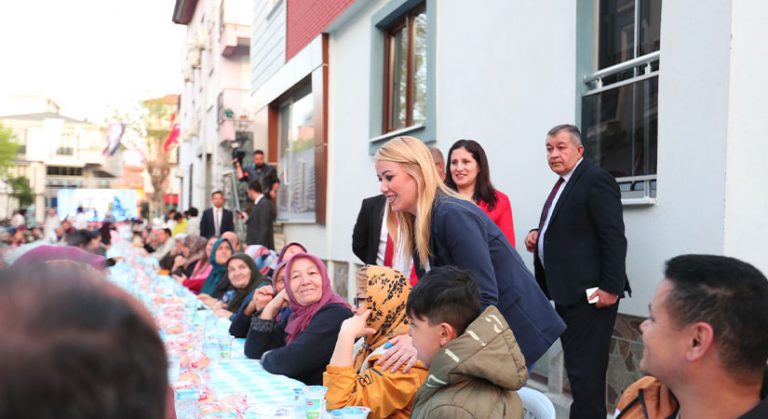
[[324, 266, 428, 419]]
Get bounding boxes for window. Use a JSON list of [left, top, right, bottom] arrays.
[[383, 3, 427, 133], [276, 82, 317, 222], [581, 0, 661, 200]]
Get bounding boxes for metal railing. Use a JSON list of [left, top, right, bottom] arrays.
[[583, 51, 660, 89]]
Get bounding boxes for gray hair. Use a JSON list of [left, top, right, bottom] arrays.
[[547, 124, 582, 146]]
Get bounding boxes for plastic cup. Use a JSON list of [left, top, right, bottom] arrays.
[[302, 386, 328, 419], [218, 335, 232, 359]]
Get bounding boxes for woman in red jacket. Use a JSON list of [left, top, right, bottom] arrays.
[[444, 139, 516, 247]]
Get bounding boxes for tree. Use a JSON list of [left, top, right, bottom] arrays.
[[0, 122, 19, 172], [8, 176, 34, 207], [142, 97, 177, 218]]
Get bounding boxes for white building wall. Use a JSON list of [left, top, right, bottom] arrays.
[[251, 0, 286, 93], [723, 1, 768, 275]]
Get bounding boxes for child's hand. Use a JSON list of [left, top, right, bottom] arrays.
[[377, 334, 418, 373], [340, 309, 376, 339]]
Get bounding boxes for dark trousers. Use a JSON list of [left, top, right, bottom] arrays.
[[556, 300, 619, 419]]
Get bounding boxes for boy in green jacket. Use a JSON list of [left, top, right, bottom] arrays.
[[407, 266, 528, 419]]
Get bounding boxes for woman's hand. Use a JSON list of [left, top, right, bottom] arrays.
[[172, 273, 187, 284], [213, 308, 233, 318], [245, 286, 275, 316], [260, 289, 289, 320], [339, 309, 376, 339], [377, 334, 418, 373]]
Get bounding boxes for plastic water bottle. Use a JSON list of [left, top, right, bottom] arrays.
[[293, 388, 306, 418], [175, 387, 199, 418]]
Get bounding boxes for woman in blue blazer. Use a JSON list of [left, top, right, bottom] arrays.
[[374, 136, 565, 367]]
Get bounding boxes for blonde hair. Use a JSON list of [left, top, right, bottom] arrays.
[[374, 136, 465, 267]]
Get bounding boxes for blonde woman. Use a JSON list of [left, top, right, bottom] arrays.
[[374, 136, 565, 367]]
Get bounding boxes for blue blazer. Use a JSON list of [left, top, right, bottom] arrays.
[[413, 193, 566, 367]]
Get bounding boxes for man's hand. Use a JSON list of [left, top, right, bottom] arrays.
[[238, 211, 248, 220], [525, 230, 539, 253], [232, 158, 240, 167], [339, 309, 376, 339], [377, 334, 418, 373], [588, 289, 619, 309]]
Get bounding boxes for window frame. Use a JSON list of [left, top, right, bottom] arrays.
[[382, 3, 426, 134]]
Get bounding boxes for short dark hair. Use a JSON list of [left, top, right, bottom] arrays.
[[664, 254, 768, 372], [546, 124, 583, 146], [248, 180, 263, 193], [186, 207, 199, 217], [0, 264, 168, 419], [407, 266, 481, 336], [253, 149, 265, 156], [65, 229, 94, 248], [211, 190, 224, 198]]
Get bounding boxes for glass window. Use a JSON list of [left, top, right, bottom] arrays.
[[383, 4, 427, 133], [582, 77, 658, 178], [277, 85, 316, 222], [583, 0, 661, 192]]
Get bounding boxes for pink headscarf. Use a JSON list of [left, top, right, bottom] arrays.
[[283, 253, 350, 344]]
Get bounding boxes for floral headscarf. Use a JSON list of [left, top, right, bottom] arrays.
[[353, 265, 412, 367], [244, 244, 278, 276], [283, 253, 350, 344]]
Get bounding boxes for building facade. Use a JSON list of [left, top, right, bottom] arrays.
[[174, 0, 768, 413], [173, 0, 254, 215], [0, 107, 120, 222]]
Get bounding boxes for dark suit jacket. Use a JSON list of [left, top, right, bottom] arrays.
[[200, 207, 234, 238], [534, 159, 631, 305], [352, 195, 386, 265], [413, 193, 566, 367], [245, 197, 276, 249]]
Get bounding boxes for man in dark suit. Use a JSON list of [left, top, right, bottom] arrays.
[[200, 190, 234, 239], [525, 124, 631, 419], [352, 194, 386, 265], [239, 180, 275, 249]]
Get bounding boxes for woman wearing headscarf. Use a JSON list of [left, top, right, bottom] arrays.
[[243, 244, 279, 276], [198, 238, 233, 298], [374, 136, 564, 369], [175, 237, 215, 294], [277, 242, 307, 263], [324, 266, 428, 419], [208, 253, 270, 316], [229, 261, 289, 338], [244, 253, 352, 385]]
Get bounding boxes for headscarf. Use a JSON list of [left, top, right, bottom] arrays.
[[353, 265, 412, 368], [9, 245, 106, 270], [199, 238, 232, 296], [283, 253, 350, 344], [277, 242, 307, 263], [184, 235, 207, 269], [224, 253, 270, 311], [244, 245, 278, 276]]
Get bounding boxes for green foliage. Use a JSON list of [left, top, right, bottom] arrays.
[[0, 122, 19, 170], [8, 176, 34, 207]]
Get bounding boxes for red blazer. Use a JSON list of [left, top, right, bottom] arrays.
[[478, 190, 516, 247]]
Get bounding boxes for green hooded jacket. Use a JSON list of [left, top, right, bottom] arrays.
[[410, 305, 528, 419]]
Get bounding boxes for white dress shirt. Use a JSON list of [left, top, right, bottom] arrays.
[[538, 158, 584, 266]]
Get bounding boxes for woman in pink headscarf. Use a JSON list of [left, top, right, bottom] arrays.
[[244, 253, 352, 385]]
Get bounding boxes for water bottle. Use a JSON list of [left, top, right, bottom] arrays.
[[293, 388, 306, 418], [175, 387, 199, 418]]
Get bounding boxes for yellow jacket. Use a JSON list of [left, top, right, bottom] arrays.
[[324, 345, 428, 419]]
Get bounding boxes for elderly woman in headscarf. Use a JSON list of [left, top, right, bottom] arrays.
[[197, 238, 233, 307], [209, 253, 271, 317], [229, 260, 289, 338], [244, 253, 352, 385], [324, 266, 429, 418]]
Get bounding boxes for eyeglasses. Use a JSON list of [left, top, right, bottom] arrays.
[[353, 297, 368, 309]]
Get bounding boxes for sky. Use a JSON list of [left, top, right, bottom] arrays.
[[0, 0, 186, 123]]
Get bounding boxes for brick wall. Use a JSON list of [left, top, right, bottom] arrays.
[[285, 0, 354, 61]]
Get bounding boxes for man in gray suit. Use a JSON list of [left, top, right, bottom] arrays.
[[239, 180, 275, 249]]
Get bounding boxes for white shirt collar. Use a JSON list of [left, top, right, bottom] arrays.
[[561, 157, 584, 182], [253, 194, 264, 206]]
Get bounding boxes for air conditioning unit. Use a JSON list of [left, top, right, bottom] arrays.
[[183, 65, 192, 82], [189, 49, 201, 69], [196, 31, 210, 50]]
